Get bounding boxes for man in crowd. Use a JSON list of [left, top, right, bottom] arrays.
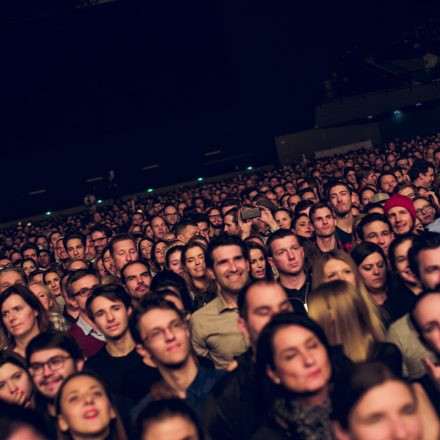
[[90, 224, 113, 254], [121, 261, 152, 301], [151, 216, 169, 240], [175, 219, 200, 244], [356, 213, 394, 256], [66, 269, 105, 357], [63, 232, 86, 261], [409, 159, 436, 189], [85, 284, 160, 401], [109, 233, 139, 277], [310, 202, 339, 253], [384, 194, 418, 236], [190, 235, 249, 368]]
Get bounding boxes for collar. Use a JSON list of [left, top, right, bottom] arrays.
[[76, 316, 105, 340], [216, 293, 237, 313]]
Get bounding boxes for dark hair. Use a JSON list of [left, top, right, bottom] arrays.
[[62, 232, 86, 250], [410, 290, 440, 338], [291, 213, 310, 230], [66, 269, 98, 297], [293, 200, 315, 217], [150, 270, 193, 312], [256, 313, 330, 372], [388, 233, 415, 272], [26, 331, 84, 365], [135, 398, 204, 440], [325, 179, 352, 200], [205, 235, 248, 269], [408, 231, 440, 278], [86, 284, 132, 321], [150, 239, 170, 270], [55, 371, 127, 440], [309, 202, 333, 222], [138, 237, 154, 258], [409, 159, 435, 181], [120, 260, 151, 285], [129, 296, 184, 344], [90, 224, 113, 239], [109, 233, 136, 256], [332, 362, 410, 429], [42, 266, 62, 285], [351, 242, 387, 268], [246, 242, 273, 281], [175, 219, 199, 237], [0, 350, 30, 376], [266, 229, 298, 258], [165, 245, 184, 269], [0, 285, 49, 349], [20, 242, 39, 256], [356, 213, 391, 241], [182, 242, 207, 267]]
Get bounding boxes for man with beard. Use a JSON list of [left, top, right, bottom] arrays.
[[131, 297, 225, 416], [121, 261, 152, 301], [26, 332, 85, 434], [190, 235, 250, 369], [109, 233, 139, 278], [384, 194, 417, 236], [310, 202, 339, 253], [327, 180, 354, 252], [267, 229, 311, 310], [409, 159, 436, 189], [85, 284, 160, 402], [207, 208, 223, 237]]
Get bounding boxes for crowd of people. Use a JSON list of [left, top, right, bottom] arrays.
[[1, 133, 440, 439]]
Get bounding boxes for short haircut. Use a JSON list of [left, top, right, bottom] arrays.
[[174, 219, 199, 237], [309, 202, 333, 222], [410, 290, 440, 337], [238, 280, 283, 319], [120, 260, 150, 285], [325, 179, 352, 200], [266, 229, 298, 258], [20, 242, 39, 255], [356, 213, 391, 241], [205, 235, 248, 269], [408, 231, 440, 278], [86, 284, 132, 320], [90, 224, 112, 238], [66, 269, 98, 297], [108, 233, 135, 256], [129, 296, 184, 345], [26, 331, 84, 364], [409, 159, 435, 181], [63, 232, 86, 249]]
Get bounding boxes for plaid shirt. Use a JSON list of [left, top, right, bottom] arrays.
[[48, 312, 70, 332]]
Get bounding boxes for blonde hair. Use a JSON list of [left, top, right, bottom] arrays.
[[309, 280, 384, 362], [312, 250, 385, 341], [28, 281, 61, 314]]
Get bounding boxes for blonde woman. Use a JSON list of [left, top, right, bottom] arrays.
[[28, 282, 69, 332], [308, 280, 402, 375], [311, 249, 385, 334]]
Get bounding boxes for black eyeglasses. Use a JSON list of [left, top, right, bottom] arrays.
[[29, 355, 72, 376], [72, 284, 100, 298]]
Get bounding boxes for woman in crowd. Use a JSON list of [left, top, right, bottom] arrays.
[[308, 280, 401, 375], [182, 242, 216, 310], [135, 398, 203, 440], [93, 255, 108, 280], [28, 282, 69, 332], [247, 242, 274, 281], [253, 313, 337, 440], [274, 209, 292, 230], [102, 246, 116, 277], [360, 186, 377, 209], [165, 245, 185, 277], [0, 351, 35, 408], [0, 284, 49, 357], [150, 240, 169, 275], [291, 214, 314, 239], [20, 258, 37, 280], [312, 250, 384, 333], [56, 372, 127, 440], [43, 267, 64, 309], [351, 243, 390, 308], [332, 362, 433, 440], [138, 238, 154, 265]]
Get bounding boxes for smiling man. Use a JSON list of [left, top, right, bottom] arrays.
[[26, 332, 85, 431], [189, 235, 249, 369], [384, 194, 417, 236], [84, 284, 160, 402]]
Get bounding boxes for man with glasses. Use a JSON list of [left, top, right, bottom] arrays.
[[206, 207, 223, 238], [131, 297, 225, 417], [26, 332, 84, 431], [163, 204, 180, 229], [90, 224, 113, 254], [66, 269, 105, 357]]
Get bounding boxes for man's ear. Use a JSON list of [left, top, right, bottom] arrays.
[[136, 343, 155, 366], [237, 317, 250, 341], [332, 420, 351, 440]]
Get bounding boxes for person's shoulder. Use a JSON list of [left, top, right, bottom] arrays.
[[84, 346, 108, 367], [190, 297, 220, 319]]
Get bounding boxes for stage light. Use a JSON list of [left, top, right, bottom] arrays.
[[367, 115, 373, 119], [45, 211, 52, 216], [147, 188, 154, 193], [246, 166, 253, 171], [97, 199, 103, 204], [393, 110, 402, 116], [197, 177, 204, 182]]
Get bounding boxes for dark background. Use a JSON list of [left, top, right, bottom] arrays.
[[0, 0, 439, 221]]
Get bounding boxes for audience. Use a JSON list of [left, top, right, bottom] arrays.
[[0, 133, 438, 437]]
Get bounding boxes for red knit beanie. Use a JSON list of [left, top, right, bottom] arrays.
[[383, 194, 417, 221]]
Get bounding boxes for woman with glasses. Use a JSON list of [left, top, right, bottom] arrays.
[[0, 284, 50, 357]]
